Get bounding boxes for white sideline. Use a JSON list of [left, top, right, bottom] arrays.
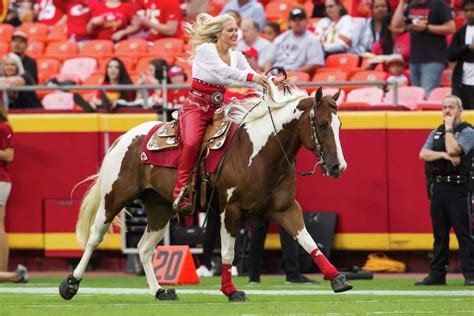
[[0, 288, 473, 296]]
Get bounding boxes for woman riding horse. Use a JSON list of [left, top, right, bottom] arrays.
[[173, 13, 287, 213]]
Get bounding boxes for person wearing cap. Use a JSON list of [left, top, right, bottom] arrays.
[[417, 95, 474, 286], [167, 65, 189, 108], [391, 0, 455, 97], [384, 54, 410, 89], [264, 7, 325, 76], [10, 31, 38, 84], [220, 0, 266, 32], [314, 0, 355, 55], [236, 19, 271, 69], [447, 0, 474, 110]]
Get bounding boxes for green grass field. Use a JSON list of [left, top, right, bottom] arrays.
[[1, 275, 473, 315]]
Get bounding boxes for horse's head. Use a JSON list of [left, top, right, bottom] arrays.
[[298, 87, 347, 178]]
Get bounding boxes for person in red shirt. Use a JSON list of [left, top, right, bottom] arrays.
[[34, 0, 65, 26], [113, 0, 182, 41], [87, 0, 135, 41], [167, 65, 189, 109], [54, 0, 99, 42], [73, 57, 136, 112]]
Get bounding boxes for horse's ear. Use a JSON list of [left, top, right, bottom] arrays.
[[315, 87, 323, 104], [332, 89, 341, 102]]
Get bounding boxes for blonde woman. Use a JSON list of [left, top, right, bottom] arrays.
[[173, 13, 281, 214]]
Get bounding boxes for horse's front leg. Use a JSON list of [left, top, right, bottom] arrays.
[[269, 200, 353, 293], [219, 204, 248, 302]]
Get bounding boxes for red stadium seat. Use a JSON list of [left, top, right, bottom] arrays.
[[287, 71, 310, 83], [440, 69, 452, 87], [18, 23, 49, 42], [42, 92, 75, 110], [346, 87, 384, 105], [80, 40, 114, 58], [82, 73, 104, 86], [265, 2, 292, 23], [312, 71, 349, 89], [37, 58, 62, 83], [382, 86, 425, 110], [44, 41, 79, 61], [344, 70, 386, 92], [59, 57, 98, 83], [0, 24, 14, 42], [135, 57, 154, 75], [150, 38, 185, 57], [325, 53, 360, 71], [0, 41, 9, 56], [416, 87, 451, 110], [115, 39, 148, 61], [25, 41, 45, 58], [47, 23, 68, 43]]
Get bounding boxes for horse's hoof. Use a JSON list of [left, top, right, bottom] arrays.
[[228, 290, 249, 302], [59, 274, 81, 300], [155, 288, 179, 300], [331, 274, 353, 293]]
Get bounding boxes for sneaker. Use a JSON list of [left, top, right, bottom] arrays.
[[196, 265, 213, 277], [15, 264, 29, 283], [285, 274, 319, 284], [414, 275, 446, 286], [464, 279, 474, 286], [249, 277, 260, 285], [231, 266, 239, 277]]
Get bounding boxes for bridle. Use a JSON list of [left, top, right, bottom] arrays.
[[265, 67, 327, 177]]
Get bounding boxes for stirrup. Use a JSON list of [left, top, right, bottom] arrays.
[[173, 186, 188, 210], [173, 186, 193, 215]]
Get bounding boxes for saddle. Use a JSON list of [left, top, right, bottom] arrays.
[[146, 108, 232, 214]]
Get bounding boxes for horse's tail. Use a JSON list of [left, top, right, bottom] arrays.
[[76, 173, 101, 247]]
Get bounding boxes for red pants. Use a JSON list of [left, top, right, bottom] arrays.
[[173, 101, 218, 200]]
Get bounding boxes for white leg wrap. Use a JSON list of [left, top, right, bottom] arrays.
[[220, 212, 235, 265], [295, 227, 318, 254]]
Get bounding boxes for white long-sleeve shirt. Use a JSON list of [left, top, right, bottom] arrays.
[[315, 15, 355, 54], [192, 42, 257, 86]]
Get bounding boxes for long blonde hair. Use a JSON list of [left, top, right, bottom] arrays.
[[185, 13, 235, 60]]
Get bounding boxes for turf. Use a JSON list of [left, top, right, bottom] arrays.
[[1, 276, 473, 315]]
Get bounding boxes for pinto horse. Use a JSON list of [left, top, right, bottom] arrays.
[[59, 84, 352, 302]]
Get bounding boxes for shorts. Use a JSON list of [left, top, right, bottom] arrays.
[[0, 182, 12, 206]]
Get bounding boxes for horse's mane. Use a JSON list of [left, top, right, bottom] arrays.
[[225, 81, 309, 124]]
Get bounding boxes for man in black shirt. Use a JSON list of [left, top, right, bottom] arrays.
[[392, 0, 455, 97], [447, 0, 474, 110], [10, 31, 38, 84]]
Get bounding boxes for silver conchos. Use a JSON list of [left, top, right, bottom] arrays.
[[211, 91, 224, 105]]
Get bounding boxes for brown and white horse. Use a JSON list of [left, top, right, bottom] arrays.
[[59, 83, 352, 302]]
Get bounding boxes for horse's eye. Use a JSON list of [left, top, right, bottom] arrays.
[[319, 123, 327, 130]]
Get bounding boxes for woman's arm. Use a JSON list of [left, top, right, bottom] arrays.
[[0, 76, 26, 87], [391, 0, 408, 35]]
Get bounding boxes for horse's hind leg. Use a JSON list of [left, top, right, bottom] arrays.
[[269, 200, 353, 293], [137, 190, 177, 300]]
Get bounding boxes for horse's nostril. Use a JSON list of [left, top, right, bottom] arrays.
[[331, 165, 340, 173]]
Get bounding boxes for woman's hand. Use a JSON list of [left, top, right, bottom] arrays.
[[273, 77, 290, 88], [252, 74, 269, 90]]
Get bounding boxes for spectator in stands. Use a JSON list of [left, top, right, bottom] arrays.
[[220, 0, 266, 32], [34, 0, 66, 27], [314, 0, 355, 55], [237, 19, 271, 69], [392, 0, 455, 97], [447, 0, 474, 110], [0, 53, 43, 109], [185, 0, 209, 22], [384, 54, 410, 89], [16, 0, 34, 23], [87, 0, 134, 41], [167, 65, 189, 108], [113, 0, 182, 42], [242, 47, 261, 72], [53, 0, 99, 43], [369, 15, 411, 64], [1, 0, 20, 26], [355, 0, 392, 55], [0, 105, 14, 273], [134, 58, 170, 108], [264, 8, 325, 76], [312, 0, 326, 17], [10, 31, 38, 84], [264, 22, 281, 43], [73, 57, 136, 112]]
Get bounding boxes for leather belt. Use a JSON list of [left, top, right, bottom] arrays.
[[190, 90, 224, 105], [432, 175, 467, 185]]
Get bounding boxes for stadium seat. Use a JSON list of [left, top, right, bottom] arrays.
[[382, 86, 425, 110], [47, 23, 68, 43], [417, 87, 451, 110], [151, 38, 185, 57], [135, 57, 154, 74], [346, 87, 384, 105], [59, 57, 97, 83], [25, 41, 45, 58], [303, 2, 314, 17], [344, 70, 386, 92], [80, 40, 114, 58], [44, 41, 79, 61], [115, 39, 148, 60], [265, 2, 292, 23], [0, 24, 14, 42], [287, 71, 310, 83], [18, 23, 49, 42], [440, 69, 452, 87], [0, 42, 9, 56], [82, 73, 103, 86], [37, 58, 62, 83], [313, 71, 349, 89], [325, 53, 360, 70], [42, 92, 75, 110]]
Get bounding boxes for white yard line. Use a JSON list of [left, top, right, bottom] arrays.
[[0, 287, 473, 296]]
